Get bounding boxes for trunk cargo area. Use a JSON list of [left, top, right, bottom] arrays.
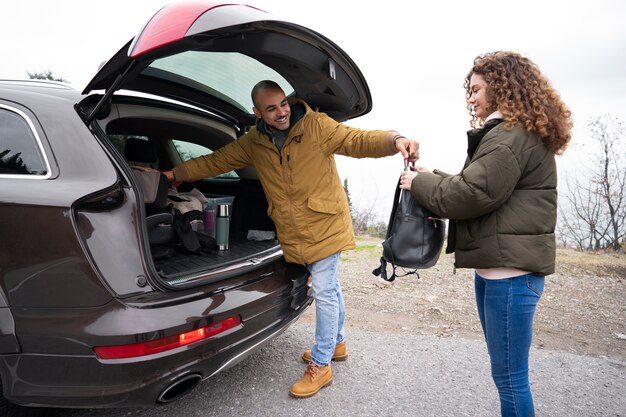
[[154, 234, 280, 279]]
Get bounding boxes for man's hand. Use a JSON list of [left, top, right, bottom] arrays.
[[394, 136, 420, 162], [163, 170, 176, 183], [131, 166, 177, 183]]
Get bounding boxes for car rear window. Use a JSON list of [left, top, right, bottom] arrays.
[[146, 51, 294, 114], [0, 105, 48, 176]]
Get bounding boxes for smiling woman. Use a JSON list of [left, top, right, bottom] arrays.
[[405, 50, 573, 417]]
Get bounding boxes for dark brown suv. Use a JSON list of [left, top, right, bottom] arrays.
[[0, 2, 373, 415]]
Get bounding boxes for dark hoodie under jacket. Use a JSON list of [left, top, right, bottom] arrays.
[[410, 119, 557, 276]]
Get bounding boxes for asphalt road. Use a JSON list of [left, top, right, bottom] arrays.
[[47, 321, 625, 417]]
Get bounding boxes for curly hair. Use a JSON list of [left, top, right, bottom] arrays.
[[464, 51, 573, 154]]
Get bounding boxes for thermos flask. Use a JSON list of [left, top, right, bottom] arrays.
[[203, 204, 216, 238], [216, 204, 230, 250]]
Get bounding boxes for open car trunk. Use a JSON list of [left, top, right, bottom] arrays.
[[77, 2, 373, 289], [86, 93, 285, 288]]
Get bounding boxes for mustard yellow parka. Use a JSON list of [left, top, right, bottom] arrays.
[[173, 99, 397, 264]]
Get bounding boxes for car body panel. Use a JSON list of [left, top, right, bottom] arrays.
[[0, 86, 123, 308], [2, 262, 310, 406], [0, 309, 19, 354], [0, 77, 314, 408]]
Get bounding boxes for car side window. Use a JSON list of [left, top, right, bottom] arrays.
[[172, 139, 238, 178], [0, 106, 48, 176], [108, 134, 159, 169]]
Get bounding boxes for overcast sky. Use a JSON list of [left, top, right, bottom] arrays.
[[1, 0, 625, 220]]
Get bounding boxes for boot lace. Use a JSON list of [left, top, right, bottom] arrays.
[[305, 363, 321, 378]]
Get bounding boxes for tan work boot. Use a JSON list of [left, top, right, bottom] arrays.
[[301, 341, 348, 363], [289, 362, 333, 398]]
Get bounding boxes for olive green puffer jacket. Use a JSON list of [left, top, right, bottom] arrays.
[[173, 99, 396, 264], [410, 120, 557, 275]]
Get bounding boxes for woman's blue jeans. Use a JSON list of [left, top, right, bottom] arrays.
[[306, 252, 345, 366], [475, 273, 545, 417]]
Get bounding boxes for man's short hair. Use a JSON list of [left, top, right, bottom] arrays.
[[251, 80, 284, 107]]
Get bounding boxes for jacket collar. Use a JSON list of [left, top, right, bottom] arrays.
[[256, 98, 308, 138], [466, 117, 504, 159], [485, 110, 503, 122]]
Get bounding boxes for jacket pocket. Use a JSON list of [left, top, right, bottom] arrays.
[[456, 219, 479, 250], [305, 197, 345, 244], [307, 197, 341, 215]]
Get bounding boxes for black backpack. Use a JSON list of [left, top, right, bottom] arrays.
[[372, 164, 446, 281]]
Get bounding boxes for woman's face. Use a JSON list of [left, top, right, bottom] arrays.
[[468, 73, 491, 119]]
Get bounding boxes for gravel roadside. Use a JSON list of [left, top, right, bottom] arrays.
[[51, 321, 625, 417]]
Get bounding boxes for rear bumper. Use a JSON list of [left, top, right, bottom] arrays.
[[1, 298, 312, 408], [0, 262, 312, 408]]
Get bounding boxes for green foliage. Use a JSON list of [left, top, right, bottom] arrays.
[[353, 243, 377, 252], [27, 70, 68, 83], [343, 178, 352, 211]]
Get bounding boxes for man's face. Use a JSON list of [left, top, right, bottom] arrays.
[[253, 88, 291, 131]]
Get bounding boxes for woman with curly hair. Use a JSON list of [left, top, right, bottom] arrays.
[[399, 51, 572, 416]]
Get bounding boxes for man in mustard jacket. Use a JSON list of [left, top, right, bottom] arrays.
[[164, 80, 419, 398]]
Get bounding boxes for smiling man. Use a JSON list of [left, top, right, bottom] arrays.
[[165, 79, 419, 398]]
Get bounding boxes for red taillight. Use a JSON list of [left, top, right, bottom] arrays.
[[94, 315, 241, 359]]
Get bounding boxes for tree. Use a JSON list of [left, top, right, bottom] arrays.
[[343, 178, 387, 237], [27, 70, 68, 83], [0, 149, 29, 174], [559, 115, 625, 251], [343, 178, 352, 212]]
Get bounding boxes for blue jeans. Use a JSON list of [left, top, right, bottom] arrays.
[[475, 273, 545, 417], [306, 252, 345, 366]]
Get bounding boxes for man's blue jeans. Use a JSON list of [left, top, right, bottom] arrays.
[[475, 273, 545, 417], [306, 252, 345, 366]]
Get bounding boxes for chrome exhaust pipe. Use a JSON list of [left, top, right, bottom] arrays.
[[156, 373, 202, 404]]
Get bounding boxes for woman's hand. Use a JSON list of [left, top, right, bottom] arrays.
[[399, 166, 430, 190], [399, 170, 418, 190]]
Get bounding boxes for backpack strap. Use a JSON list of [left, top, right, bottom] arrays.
[[372, 257, 390, 281], [371, 161, 422, 282], [372, 178, 403, 281], [385, 178, 402, 238], [372, 252, 421, 282]]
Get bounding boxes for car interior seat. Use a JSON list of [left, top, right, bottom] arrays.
[[124, 138, 177, 258]]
